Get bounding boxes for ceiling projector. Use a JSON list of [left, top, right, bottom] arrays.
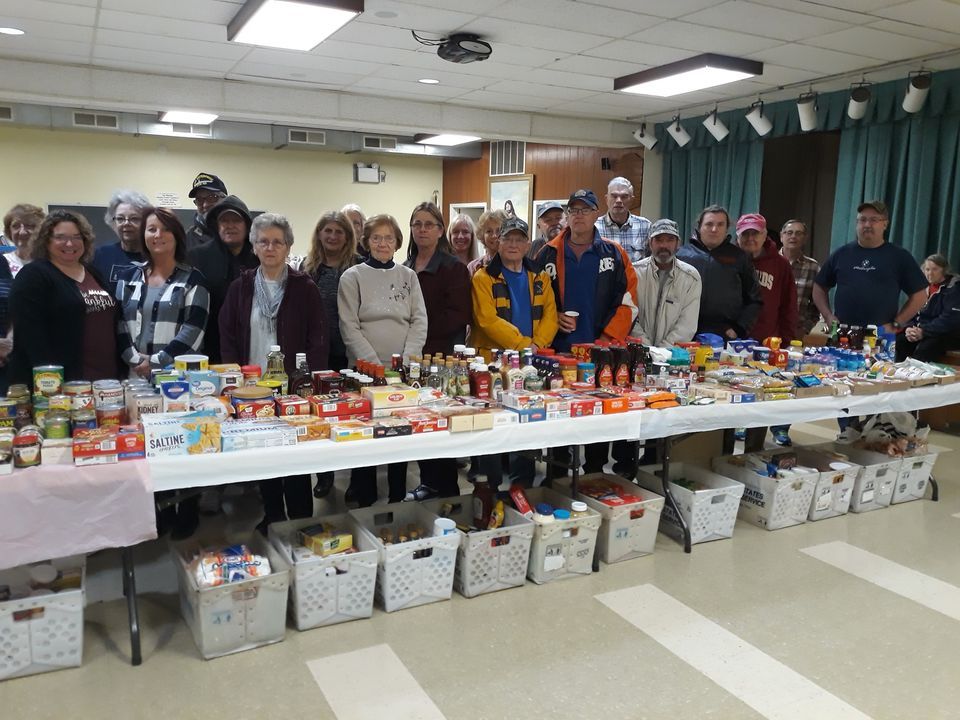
[[437, 34, 492, 64]]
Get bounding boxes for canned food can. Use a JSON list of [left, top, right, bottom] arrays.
[[62, 380, 92, 396], [174, 354, 209, 372], [256, 379, 284, 397], [70, 393, 94, 411], [33, 365, 64, 396], [13, 428, 42, 468], [48, 394, 72, 412], [70, 409, 97, 431], [96, 403, 126, 427], [129, 392, 162, 423], [93, 380, 124, 409], [43, 411, 71, 439]]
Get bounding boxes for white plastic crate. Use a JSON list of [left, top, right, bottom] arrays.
[[423, 496, 534, 598], [0, 556, 85, 681], [892, 450, 939, 504], [791, 447, 858, 521], [524, 487, 601, 584], [269, 514, 378, 630], [814, 443, 900, 513], [557, 473, 664, 564], [711, 454, 818, 530], [175, 534, 290, 659], [349, 503, 459, 613], [636, 463, 745, 544]]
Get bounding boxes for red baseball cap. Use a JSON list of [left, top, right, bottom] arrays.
[[736, 213, 767, 234]]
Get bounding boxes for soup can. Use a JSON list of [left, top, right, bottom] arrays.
[[93, 380, 124, 409], [70, 394, 94, 412], [33, 365, 64, 397], [129, 392, 162, 423], [70, 409, 97, 432], [48, 394, 72, 412], [96, 403, 126, 427], [63, 380, 92, 397]]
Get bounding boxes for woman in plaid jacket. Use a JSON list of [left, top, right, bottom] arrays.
[[116, 207, 210, 379]]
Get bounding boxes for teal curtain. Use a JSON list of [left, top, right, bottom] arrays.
[[658, 68, 960, 266]]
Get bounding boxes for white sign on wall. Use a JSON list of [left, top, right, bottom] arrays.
[[155, 192, 180, 207]]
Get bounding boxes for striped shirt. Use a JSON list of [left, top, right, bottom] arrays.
[[116, 263, 210, 368], [595, 213, 651, 263]]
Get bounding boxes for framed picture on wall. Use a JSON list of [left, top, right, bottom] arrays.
[[533, 199, 567, 222], [489, 174, 534, 226]]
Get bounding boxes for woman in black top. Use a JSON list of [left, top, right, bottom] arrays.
[[9, 210, 120, 385]]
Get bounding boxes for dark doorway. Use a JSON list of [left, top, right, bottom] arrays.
[[759, 131, 840, 264]]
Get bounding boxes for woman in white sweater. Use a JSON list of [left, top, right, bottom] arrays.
[[338, 214, 428, 505]]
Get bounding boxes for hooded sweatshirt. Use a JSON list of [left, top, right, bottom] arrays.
[[748, 237, 798, 342]]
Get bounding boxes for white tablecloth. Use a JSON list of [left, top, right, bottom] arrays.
[[148, 383, 960, 492]]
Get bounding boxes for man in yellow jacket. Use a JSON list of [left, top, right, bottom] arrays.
[[471, 217, 559, 361]]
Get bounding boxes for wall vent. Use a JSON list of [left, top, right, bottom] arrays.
[[363, 135, 398, 150], [73, 111, 119, 129], [489, 140, 525, 176], [288, 129, 326, 145], [0, 106, 12, 122], [171, 123, 212, 137]]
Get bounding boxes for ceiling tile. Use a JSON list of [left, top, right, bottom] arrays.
[[0, 46, 90, 66], [872, 0, 960, 27], [365, 64, 490, 89], [352, 1, 478, 34], [516, 67, 613, 92], [239, 47, 383, 75], [479, 43, 563, 68], [382, 0, 507, 15], [445, 89, 539, 111], [575, 0, 727, 18], [632, 20, 785, 55], [582, 39, 690, 65], [546, 54, 649, 77], [349, 76, 471, 99], [542, 100, 624, 118], [799, 0, 909, 10], [0, 0, 96, 25], [748, 43, 877, 74], [0, 17, 94, 43], [482, 79, 598, 102], [98, 0, 240, 24], [0, 34, 90, 58], [93, 45, 238, 73], [867, 19, 960, 45], [754, 0, 887, 23], [463, 17, 608, 53], [227, 67, 359, 89], [682, 1, 853, 41], [332, 21, 423, 50], [94, 28, 249, 61], [801, 26, 950, 60], [741, 63, 820, 87], [487, 0, 662, 38], [98, 9, 226, 42]]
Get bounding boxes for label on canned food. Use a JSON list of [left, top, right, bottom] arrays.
[[33, 366, 64, 396]]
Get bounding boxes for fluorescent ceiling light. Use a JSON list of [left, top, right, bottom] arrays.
[[0, 27, 25, 35], [228, 0, 364, 51], [418, 78, 440, 84], [414, 133, 481, 146], [614, 53, 762, 97], [160, 111, 219, 125]]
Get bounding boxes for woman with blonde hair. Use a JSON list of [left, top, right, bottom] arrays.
[[449, 213, 479, 267], [467, 209, 506, 276]]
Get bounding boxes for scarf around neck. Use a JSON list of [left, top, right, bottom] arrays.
[[254, 265, 288, 335]]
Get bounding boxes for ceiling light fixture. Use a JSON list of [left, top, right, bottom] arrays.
[[614, 53, 763, 97], [847, 82, 871, 120], [418, 78, 440, 85], [666, 116, 691, 148], [632, 123, 658, 151], [414, 133, 481, 146], [702, 108, 729, 142], [0, 27, 25, 35], [160, 111, 219, 125], [228, 0, 364, 51], [797, 91, 818, 132], [745, 100, 772, 137], [902, 71, 932, 113]]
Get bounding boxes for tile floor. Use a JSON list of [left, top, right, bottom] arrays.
[[4, 421, 960, 720]]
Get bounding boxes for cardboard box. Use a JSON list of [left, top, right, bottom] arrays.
[[568, 396, 603, 417], [389, 408, 448, 433], [369, 417, 413, 439], [488, 408, 518, 426], [506, 407, 546, 423], [329, 419, 375, 442], [361, 385, 419, 414], [275, 395, 311, 416], [221, 420, 298, 451], [41, 438, 74, 465], [500, 391, 545, 410], [73, 427, 119, 465], [794, 385, 836, 399], [281, 416, 331, 442], [233, 398, 276, 419], [585, 390, 628, 414], [309, 394, 371, 418]]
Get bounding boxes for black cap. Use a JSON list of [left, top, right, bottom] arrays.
[[206, 195, 252, 236], [500, 217, 530, 237], [537, 201, 563, 218], [856, 200, 888, 217], [567, 189, 599, 210], [189, 172, 228, 198]]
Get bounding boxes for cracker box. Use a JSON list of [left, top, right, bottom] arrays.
[[506, 407, 546, 423], [568, 396, 603, 417], [275, 395, 311, 416], [220, 420, 298, 451], [390, 409, 448, 433], [281, 416, 331, 442], [361, 385, 419, 416], [500, 391, 545, 410], [309, 393, 371, 419], [330, 419, 375, 442], [233, 398, 276, 419]]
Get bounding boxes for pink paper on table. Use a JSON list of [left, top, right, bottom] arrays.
[[0, 460, 156, 570]]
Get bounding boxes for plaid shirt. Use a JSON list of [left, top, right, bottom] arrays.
[[595, 213, 651, 263], [781, 250, 821, 336], [116, 263, 210, 368]]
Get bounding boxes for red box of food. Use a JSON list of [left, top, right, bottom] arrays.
[[73, 427, 119, 461], [309, 393, 371, 418], [567, 396, 603, 417], [370, 417, 413, 439], [391, 408, 449, 433], [276, 394, 311, 416], [117, 426, 146, 460], [234, 398, 277, 419], [584, 390, 629, 414]]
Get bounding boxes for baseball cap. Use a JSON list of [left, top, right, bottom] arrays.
[[736, 213, 767, 234], [189, 172, 228, 198], [537, 201, 563, 218], [500, 217, 529, 237], [857, 200, 888, 217], [567, 189, 599, 210], [649, 218, 680, 239]]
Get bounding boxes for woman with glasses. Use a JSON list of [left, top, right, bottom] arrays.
[[115, 208, 210, 380], [402, 202, 471, 501], [467, 209, 506, 276], [3, 203, 44, 277], [448, 213, 479, 267], [339, 214, 428, 506], [9, 209, 120, 384], [92, 189, 151, 296], [219, 213, 328, 531]]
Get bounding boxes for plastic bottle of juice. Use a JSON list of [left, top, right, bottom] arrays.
[[263, 345, 288, 394]]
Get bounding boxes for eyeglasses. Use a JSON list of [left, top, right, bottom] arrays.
[[781, 229, 806, 236], [369, 235, 396, 245], [566, 207, 594, 216], [255, 239, 287, 249], [52, 234, 84, 244], [113, 215, 141, 226], [411, 221, 441, 230], [194, 193, 226, 206], [857, 216, 886, 224]]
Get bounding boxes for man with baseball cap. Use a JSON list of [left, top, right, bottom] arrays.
[[596, 177, 651, 263], [735, 213, 797, 342], [473, 216, 559, 487], [528, 201, 565, 259], [186, 172, 228, 251], [536, 188, 638, 475], [813, 200, 926, 336]]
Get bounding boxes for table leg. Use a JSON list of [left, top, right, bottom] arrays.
[[658, 436, 692, 554], [929, 474, 939, 502], [121, 546, 142, 667]]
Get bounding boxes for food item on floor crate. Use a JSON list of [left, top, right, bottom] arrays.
[[189, 544, 272, 588], [298, 523, 354, 557]]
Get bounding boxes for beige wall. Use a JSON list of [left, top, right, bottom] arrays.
[[0, 126, 443, 258]]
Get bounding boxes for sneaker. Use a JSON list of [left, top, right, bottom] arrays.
[[404, 483, 439, 502], [734, 428, 746, 442], [771, 429, 792, 447]]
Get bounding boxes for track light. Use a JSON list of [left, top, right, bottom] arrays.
[[745, 100, 772, 137], [797, 92, 818, 132], [666, 116, 691, 147], [702, 108, 729, 142], [902, 71, 932, 113], [632, 123, 658, 151], [847, 82, 871, 120]]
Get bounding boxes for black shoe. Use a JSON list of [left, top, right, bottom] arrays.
[[171, 515, 199, 541], [404, 484, 439, 502], [612, 463, 636, 480], [314, 475, 334, 499], [344, 486, 358, 504]]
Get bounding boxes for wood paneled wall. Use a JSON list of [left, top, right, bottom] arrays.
[[442, 142, 646, 223]]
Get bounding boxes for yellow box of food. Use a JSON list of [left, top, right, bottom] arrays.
[[330, 419, 374, 442]]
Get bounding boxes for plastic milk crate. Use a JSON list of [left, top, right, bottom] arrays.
[[269, 514, 378, 630], [349, 503, 459, 612], [557, 473, 664, 564], [524, 487, 601, 584], [791, 447, 859, 520], [892, 448, 941, 504], [174, 534, 290, 660], [0, 556, 85, 681], [812, 443, 900, 512], [711, 453, 819, 530], [422, 496, 534, 598], [636, 463, 744, 544]]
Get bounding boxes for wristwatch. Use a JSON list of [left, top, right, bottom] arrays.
[[891, 320, 903, 330]]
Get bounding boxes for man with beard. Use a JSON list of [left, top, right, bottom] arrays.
[[528, 201, 565, 259], [185, 172, 228, 252]]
